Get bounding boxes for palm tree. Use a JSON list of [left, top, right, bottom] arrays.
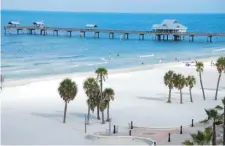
[[164, 70, 175, 103], [83, 77, 99, 124], [200, 109, 223, 145], [95, 67, 108, 120], [214, 97, 225, 145], [173, 73, 186, 104], [195, 61, 206, 100], [182, 127, 212, 145], [215, 57, 225, 100], [186, 75, 196, 103], [58, 78, 78, 123], [99, 99, 107, 124], [103, 88, 115, 122]]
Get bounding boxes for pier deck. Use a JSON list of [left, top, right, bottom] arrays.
[[4, 25, 225, 42]]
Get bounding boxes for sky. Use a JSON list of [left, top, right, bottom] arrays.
[[1, 0, 225, 13]]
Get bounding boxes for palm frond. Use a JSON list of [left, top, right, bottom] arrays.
[[215, 105, 223, 111], [182, 140, 194, 145], [200, 118, 209, 124]]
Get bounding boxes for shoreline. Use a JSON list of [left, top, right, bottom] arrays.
[[3, 56, 218, 87]]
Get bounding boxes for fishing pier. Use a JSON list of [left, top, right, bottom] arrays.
[[4, 20, 225, 42]]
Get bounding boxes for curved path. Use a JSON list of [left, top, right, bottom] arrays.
[[86, 132, 155, 145], [87, 122, 214, 145]]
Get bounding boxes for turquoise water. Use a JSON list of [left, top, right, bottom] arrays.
[[1, 10, 225, 80]]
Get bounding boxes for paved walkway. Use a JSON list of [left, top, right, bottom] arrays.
[[96, 122, 212, 145]]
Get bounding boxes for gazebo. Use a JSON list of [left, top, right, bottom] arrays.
[[33, 21, 45, 28], [8, 21, 20, 28], [85, 24, 98, 29], [152, 19, 187, 33]]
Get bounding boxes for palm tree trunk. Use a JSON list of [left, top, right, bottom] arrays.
[[106, 103, 110, 121], [199, 72, 206, 100], [87, 106, 90, 124], [98, 74, 103, 120], [180, 89, 183, 104], [101, 111, 105, 124], [97, 105, 100, 120], [63, 101, 68, 123], [215, 73, 221, 100], [100, 75, 103, 100], [167, 88, 172, 103], [223, 104, 225, 145], [212, 122, 216, 145], [189, 88, 193, 102]]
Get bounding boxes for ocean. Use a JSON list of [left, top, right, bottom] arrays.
[[1, 10, 225, 80]]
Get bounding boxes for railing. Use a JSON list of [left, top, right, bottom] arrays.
[[4, 25, 225, 36]]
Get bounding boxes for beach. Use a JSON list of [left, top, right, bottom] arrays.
[[1, 57, 225, 145]]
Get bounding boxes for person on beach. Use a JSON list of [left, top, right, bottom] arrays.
[[211, 60, 215, 66], [117, 53, 120, 57], [0, 74, 4, 90], [159, 59, 162, 64], [108, 53, 111, 60]]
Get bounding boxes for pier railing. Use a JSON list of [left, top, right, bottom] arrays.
[[4, 25, 225, 41]]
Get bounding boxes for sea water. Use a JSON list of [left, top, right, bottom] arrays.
[[1, 10, 225, 80]]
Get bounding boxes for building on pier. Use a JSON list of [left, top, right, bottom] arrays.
[[85, 24, 98, 29], [8, 21, 20, 28], [152, 19, 187, 33], [33, 21, 45, 28]]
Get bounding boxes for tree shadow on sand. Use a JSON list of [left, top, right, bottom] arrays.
[[31, 112, 62, 122], [174, 92, 190, 95], [137, 96, 165, 101], [137, 96, 177, 102], [55, 111, 97, 120], [69, 112, 96, 119], [200, 87, 222, 91], [219, 87, 225, 90]]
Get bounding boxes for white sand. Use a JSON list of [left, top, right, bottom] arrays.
[[1, 58, 225, 145]]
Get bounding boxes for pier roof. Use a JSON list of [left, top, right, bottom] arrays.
[[8, 21, 20, 25], [152, 19, 187, 30], [85, 24, 98, 28], [33, 21, 44, 25]]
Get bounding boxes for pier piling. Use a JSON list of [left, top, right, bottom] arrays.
[[139, 34, 144, 40], [67, 31, 72, 37], [94, 32, 100, 39], [53, 30, 59, 36], [207, 36, 213, 43], [109, 32, 114, 39], [157, 35, 161, 41]]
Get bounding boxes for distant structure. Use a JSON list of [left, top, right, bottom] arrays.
[[4, 20, 225, 42], [33, 21, 45, 28], [8, 21, 20, 28], [152, 19, 187, 33], [85, 24, 98, 29]]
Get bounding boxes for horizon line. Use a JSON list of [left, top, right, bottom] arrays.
[[1, 9, 225, 14]]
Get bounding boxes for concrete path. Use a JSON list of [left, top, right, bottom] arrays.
[[96, 122, 213, 145]]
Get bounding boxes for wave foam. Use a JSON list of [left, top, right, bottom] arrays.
[[139, 54, 154, 58], [13, 69, 39, 73], [101, 58, 108, 61], [212, 48, 225, 52], [87, 62, 107, 66]]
